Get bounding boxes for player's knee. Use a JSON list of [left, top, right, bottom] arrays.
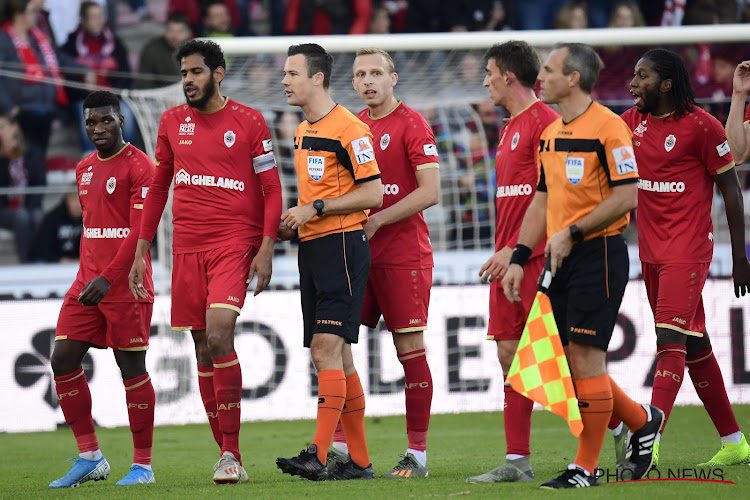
[[393, 331, 424, 356], [50, 345, 80, 377], [655, 327, 687, 347], [206, 332, 234, 359], [686, 332, 711, 354]]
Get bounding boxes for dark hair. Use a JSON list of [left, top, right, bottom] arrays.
[[553, 42, 603, 93], [484, 41, 540, 89], [174, 39, 226, 71], [166, 12, 191, 27], [203, 0, 227, 15], [288, 44, 334, 89], [79, 1, 101, 20], [82, 90, 121, 113], [1, 0, 31, 23], [641, 49, 696, 118]]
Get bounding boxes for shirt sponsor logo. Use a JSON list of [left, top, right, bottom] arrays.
[[179, 117, 195, 136], [511, 132, 520, 150], [613, 146, 637, 175], [380, 133, 390, 150], [224, 130, 235, 148], [262, 138, 273, 152], [716, 140, 730, 157], [174, 168, 245, 191], [423, 144, 438, 156], [566, 157, 584, 185], [84, 227, 130, 238], [307, 156, 324, 181], [179, 139, 192, 145], [496, 183, 533, 197], [352, 136, 375, 164], [81, 168, 94, 186], [634, 120, 647, 137], [106, 177, 116, 194], [383, 183, 400, 195], [637, 179, 685, 193], [665, 134, 676, 152]]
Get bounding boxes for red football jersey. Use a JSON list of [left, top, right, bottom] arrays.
[[70, 143, 154, 302], [622, 106, 735, 263], [357, 102, 437, 269], [145, 98, 277, 253], [495, 101, 558, 254]]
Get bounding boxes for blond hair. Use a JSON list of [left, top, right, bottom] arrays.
[[354, 47, 395, 74]]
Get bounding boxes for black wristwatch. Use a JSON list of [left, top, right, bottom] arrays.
[[569, 224, 584, 243], [313, 199, 325, 217]]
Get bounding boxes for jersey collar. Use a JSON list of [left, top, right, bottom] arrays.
[[97, 142, 130, 162], [367, 100, 402, 121]]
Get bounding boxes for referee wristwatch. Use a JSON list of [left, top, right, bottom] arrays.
[[313, 199, 325, 217], [569, 224, 584, 243]]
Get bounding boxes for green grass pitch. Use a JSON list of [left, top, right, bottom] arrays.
[[2, 405, 749, 499]]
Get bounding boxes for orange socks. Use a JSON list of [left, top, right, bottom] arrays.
[[312, 369, 346, 464], [573, 375, 613, 474], [340, 372, 370, 467], [610, 376, 647, 431]]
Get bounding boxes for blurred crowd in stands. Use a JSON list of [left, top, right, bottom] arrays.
[[1, 0, 750, 264]]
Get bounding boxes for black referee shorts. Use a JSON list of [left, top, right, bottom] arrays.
[[547, 234, 629, 351], [298, 229, 370, 348]]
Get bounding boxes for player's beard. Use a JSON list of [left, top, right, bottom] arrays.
[[637, 86, 660, 114], [185, 74, 216, 109]]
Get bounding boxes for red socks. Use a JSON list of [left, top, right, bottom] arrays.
[[399, 349, 432, 452], [651, 344, 686, 430], [687, 348, 740, 437], [213, 353, 243, 463], [312, 370, 346, 464], [197, 365, 223, 448], [55, 367, 99, 454], [503, 376, 534, 456], [124, 373, 155, 465]]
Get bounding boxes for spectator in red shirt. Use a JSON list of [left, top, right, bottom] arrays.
[[284, 0, 372, 35]]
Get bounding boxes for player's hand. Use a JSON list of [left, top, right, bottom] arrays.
[[281, 203, 316, 230], [733, 60, 750, 94], [128, 255, 149, 300], [502, 263, 524, 303], [247, 243, 273, 296], [78, 276, 111, 306], [732, 255, 750, 297], [479, 246, 513, 283], [545, 229, 574, 277], [277, 221, 297, 241], [362, 216, 380, 241]]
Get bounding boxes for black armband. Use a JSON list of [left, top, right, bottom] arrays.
[[509, 244, 533, 268]]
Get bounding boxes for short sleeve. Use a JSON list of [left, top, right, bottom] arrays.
[[342, 120, 381, 183], [249, 111, 277, 174], [404, 113, 439, 171], [603, 118, 639, 186], [698, 114, 735, 176], [154, 113, 174, 171]]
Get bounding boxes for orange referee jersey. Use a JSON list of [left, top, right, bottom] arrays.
[[294, 105, 381, 241], [538, 102, 638, 240]]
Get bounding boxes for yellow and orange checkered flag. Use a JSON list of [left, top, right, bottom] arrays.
[[506, 291, 583, 437]]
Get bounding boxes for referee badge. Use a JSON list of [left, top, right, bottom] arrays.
[[565, 156, 584, 185], [106, 177, 116, 194], [224, 130, 236, 148]]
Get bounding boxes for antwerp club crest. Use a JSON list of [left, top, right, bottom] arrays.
[[380, 133, 390, 150], [106, 177, 116, 194], [664, 134, 676, 152], [224, 130, 236, 148], [511, 132, 520, 150]]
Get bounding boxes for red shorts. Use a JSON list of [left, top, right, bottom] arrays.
[[171, 244, 258, 331], [642, 262, 709, 337], [361, 267, 432, 333], [56, 296, 153, 350], [487, 256, 545, 341]]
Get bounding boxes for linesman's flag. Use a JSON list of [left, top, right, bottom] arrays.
[[506, 291, 582, 437]]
